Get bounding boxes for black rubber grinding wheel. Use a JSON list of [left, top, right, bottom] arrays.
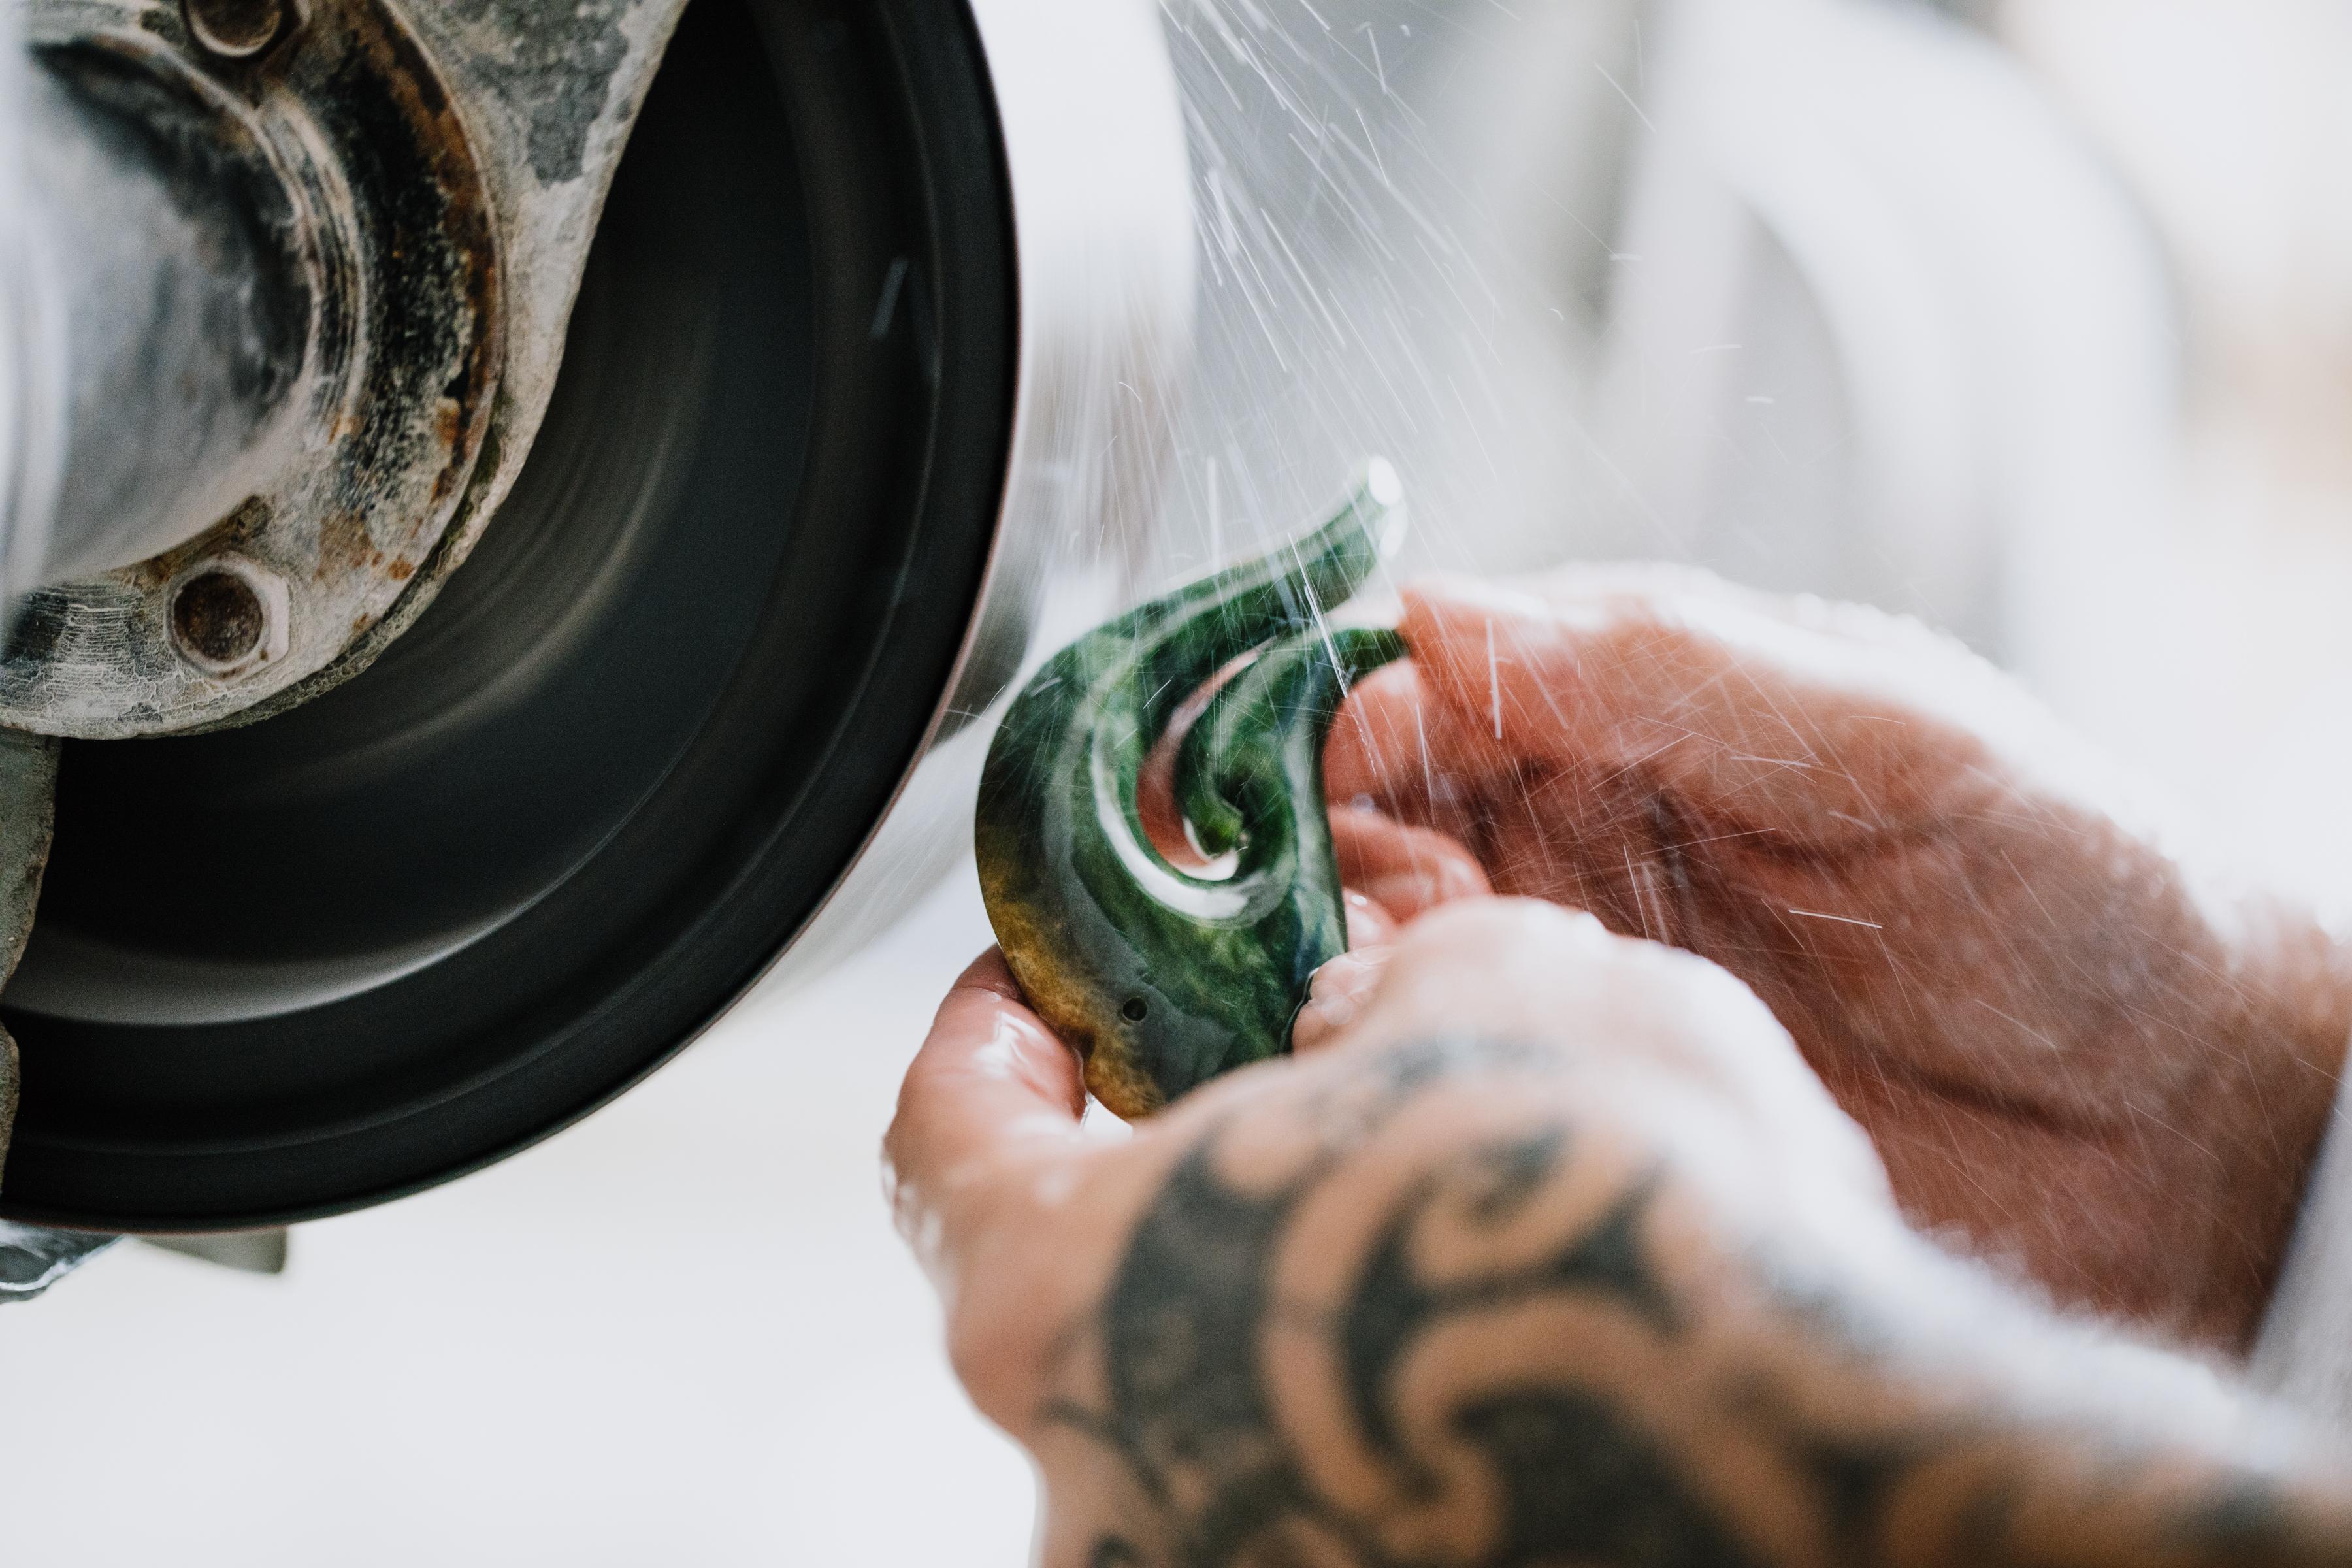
[[0, 0, 1018, 1229]]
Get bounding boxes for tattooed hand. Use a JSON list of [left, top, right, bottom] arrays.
[[1317, 570, 2352, 1350], [889, 901, 2352, 1567]]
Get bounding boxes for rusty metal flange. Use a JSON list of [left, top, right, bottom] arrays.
[[0, 0, 499, 736]]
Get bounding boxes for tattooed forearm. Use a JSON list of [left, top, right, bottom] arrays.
[[1036, 1037, 2352, 1568]]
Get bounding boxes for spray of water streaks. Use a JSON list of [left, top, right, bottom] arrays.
[[1155, 0, 1643, 598], [972, 3, 1607, 1116], [977, 465, 1407, 1117]]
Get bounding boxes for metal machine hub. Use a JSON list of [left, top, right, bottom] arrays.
[[0, 0, 1194, 1232], [3, 0, 502, 734]]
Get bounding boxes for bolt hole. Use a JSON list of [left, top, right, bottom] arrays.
[[182, 0, 285, 59], [171, 568, 267, 671], [1121, 997, 1149, 1023]]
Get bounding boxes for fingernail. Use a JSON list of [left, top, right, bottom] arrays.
[[1344, 889, 1399, 948], [1294, 993, 1356, 1050], [1366, 870, 1443, 915], [1294, 950, 1390, 1052]]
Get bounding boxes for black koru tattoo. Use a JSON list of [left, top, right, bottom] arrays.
[[1049, 1037, 2332, 1568]]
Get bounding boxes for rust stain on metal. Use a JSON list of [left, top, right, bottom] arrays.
[[312, 508, 375, 583], [122, 495, 275, 593], [0, 0, 505, 736]]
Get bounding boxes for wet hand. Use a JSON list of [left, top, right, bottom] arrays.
[[1322, 568, 2352, 1349], [887, 902, 2352, 1567]]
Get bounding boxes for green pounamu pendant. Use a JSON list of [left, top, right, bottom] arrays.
[[976, 463, 1409, 1117]]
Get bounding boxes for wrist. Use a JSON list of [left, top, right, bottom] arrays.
[[2211, 892, 2352, 1346]]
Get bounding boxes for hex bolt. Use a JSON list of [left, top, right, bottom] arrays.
[[180, 0, 288, 60], [169, 561, 287, 677]]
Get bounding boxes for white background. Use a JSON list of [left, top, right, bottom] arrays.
[[11, 0, 2352, 1561], [0, 874, 1030, 1565]]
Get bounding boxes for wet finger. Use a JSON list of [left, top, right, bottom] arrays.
[[1344, 887, 1401, 949], [1350, 900, 1798, 1106], [1292, 947, 1394, 1053], [1347, 898, 1891, 1201], [885, 950, 1086, 1270], [1324, 660, 1431, 808], [1330, 804, 1492, 921]]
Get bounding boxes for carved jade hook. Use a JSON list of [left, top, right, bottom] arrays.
[[976, 462, 1409, 1117]]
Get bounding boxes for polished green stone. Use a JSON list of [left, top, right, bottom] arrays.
[[976, 464, 1408, 1117]]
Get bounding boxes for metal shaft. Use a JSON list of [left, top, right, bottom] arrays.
[[14, 39, 307, 585]]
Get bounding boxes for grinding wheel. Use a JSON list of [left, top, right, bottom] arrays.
[[0, 0, 1060, 1229]]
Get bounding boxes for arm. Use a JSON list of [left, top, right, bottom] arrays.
[[1322, 569, 2352, 1350]]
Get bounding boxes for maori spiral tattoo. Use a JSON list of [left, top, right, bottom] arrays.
[[1041, 1039, 2349, 1568]]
